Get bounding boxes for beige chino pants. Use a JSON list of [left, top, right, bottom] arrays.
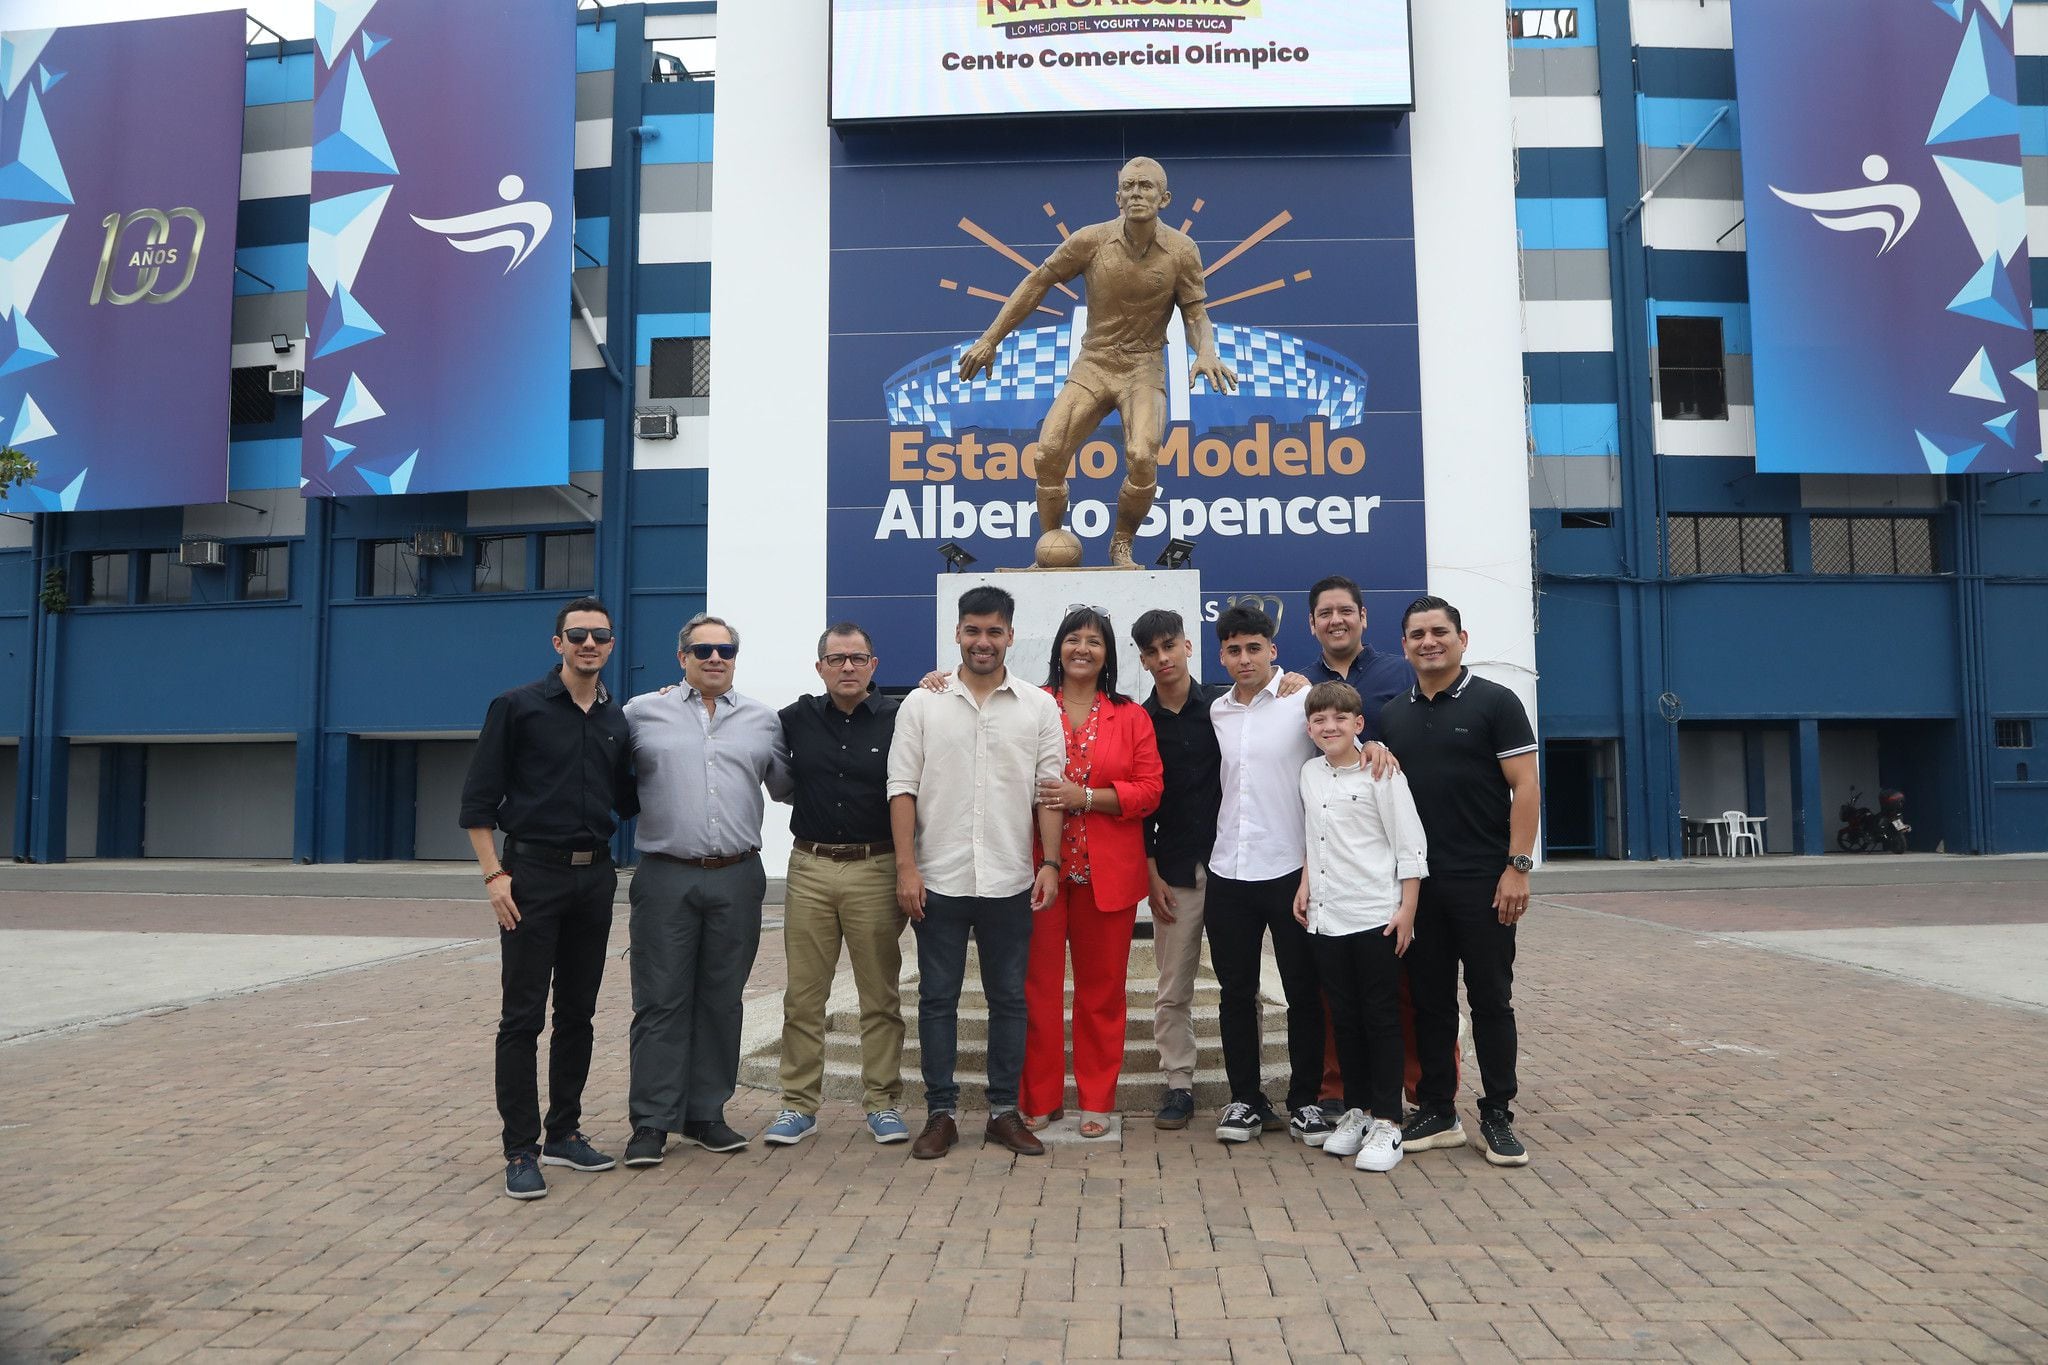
[[779, 847, 908, 1115], [1151, 866, 1207, 1091]]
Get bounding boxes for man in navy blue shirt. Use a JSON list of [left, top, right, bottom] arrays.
[[1305, 574, 1414, 741]]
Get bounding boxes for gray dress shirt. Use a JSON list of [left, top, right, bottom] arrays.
[[624, 685, 793, 858]]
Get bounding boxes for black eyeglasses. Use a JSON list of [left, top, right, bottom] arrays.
[[561, 627, 614, 645], [820, 652, 874, 668], [685, 642, 738, 660]]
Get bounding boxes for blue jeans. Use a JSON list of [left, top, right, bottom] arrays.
[[912, 890, 1032, 1113]]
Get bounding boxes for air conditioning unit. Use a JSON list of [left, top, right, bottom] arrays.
[[635, 406, 679, 440], [268, 368, 304, 395], [178, 538, 227, 568], [412, 529, 465, 558]]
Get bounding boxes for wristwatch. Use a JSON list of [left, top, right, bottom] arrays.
[[1508, 854, 1534, 873]]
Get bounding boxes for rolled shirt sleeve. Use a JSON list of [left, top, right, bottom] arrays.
[[1381, 770, 1430, 883], [885, 691, 926, 799], [458, 696, 513, 830], [1110, 711, 1165, 822]]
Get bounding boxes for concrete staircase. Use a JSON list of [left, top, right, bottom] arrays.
[[737, 936, 1298, 1112]]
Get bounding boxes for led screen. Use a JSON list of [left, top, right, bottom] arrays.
[[830, 0, 1413, 122]]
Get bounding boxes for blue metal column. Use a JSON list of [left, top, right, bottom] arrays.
[[1596, 0, 1680, 858], [294, 498, 337, 860], [23, 513, 67, 862], [1953, 488, 1993, 851], [1793, 718, 1825, 854], [599, 6, 651, 866]]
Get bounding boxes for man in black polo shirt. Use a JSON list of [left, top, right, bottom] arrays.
[[462, 596, 638, 1200], [1376, 595, 1540, 1167], [760, 623, 910, 1148]]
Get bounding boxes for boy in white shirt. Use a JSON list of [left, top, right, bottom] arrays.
[[1292, 681, 1429, 1172]]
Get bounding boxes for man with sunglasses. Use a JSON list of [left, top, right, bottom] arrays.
[[622, 613, 792, 1167], [760, 624, 911, 1148], [461, 597, 638, 1200]]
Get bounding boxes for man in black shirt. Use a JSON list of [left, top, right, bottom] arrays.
[[759, 623, 910, 1148], [461, 597, 638, 1200], [1376, 595, 1540, 1168], [1132, 609, 1308, 1131]]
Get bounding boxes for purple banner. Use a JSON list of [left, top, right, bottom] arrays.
[[0, 14, 244, 512], [301, 0, 573, 497], [1733, 0, 2040, 474]]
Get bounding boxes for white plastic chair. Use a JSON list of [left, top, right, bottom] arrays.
[[1722, 810, 1762, 857]]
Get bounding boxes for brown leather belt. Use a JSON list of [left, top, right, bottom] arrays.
[[645, 849, 757, 870], [793, 839, 894, 862]]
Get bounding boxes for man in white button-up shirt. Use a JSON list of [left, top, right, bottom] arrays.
[[888, 585, 1064, 1160]]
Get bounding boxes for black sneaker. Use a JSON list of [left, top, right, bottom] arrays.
[[1251, 1095, 1287, 1132], [1289, 1104, 1335, 1147], [623, 1126, 667, 1167], [1153, 1088, 1195, 1130], [1214, 1101, 1263, 1142], [504, 1151, 547, 1200], [540, 1132, 616, 1172], [680, 1119, 749, 1153], [1400, 1105, 1467, 1152], [1477, 1109, 1529, 1167]]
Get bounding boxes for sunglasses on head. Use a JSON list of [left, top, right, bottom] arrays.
[[1065, 603, 1111, 621], [685, 642, 738, 660], [561, 627, 614, 645]]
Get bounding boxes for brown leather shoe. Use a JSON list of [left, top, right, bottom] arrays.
[[910, 1112, 958, 1160], [985, 1110, 1046, 1156]]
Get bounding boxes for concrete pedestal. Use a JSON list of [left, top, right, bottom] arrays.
[[931, 568, 1202, 705]]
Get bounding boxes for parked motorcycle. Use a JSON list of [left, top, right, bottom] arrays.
[[1837, 787, 1910, 854]]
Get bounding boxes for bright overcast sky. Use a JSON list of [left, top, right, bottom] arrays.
[[0, 0, 311, 40]]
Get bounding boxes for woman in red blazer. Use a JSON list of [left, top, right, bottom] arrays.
[[1023, 606, 1164, 1138]]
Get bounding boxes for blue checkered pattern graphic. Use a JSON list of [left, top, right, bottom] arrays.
[[884, 322, 1368, 431]]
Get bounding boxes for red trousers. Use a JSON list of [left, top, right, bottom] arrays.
[[1322, 973, 1442, 1105], [1021, 880, 1137, 1116]]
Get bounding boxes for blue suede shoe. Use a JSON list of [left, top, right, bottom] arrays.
[[866, 1108, 909, 1144], [762, 1110, 817, 1146], [504, 1151, 547, 1200], [540, 1132, 616, 1172]]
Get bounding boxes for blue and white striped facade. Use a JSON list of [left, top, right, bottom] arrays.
[[1515, 0, 2048, 857], [0, 4, 722, 862]]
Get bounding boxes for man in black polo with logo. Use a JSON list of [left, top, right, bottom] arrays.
[[462, 596, 638, 1200], [1377, 595, 1540, 1168]]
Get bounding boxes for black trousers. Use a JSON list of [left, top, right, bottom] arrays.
[[496, 854, 616, 1155], [1203, 868, 1322, 1111], [1406, 875, 1517, 1113], [1313, 927, 1405, 1121]]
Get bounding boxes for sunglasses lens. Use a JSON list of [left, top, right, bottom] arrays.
[[690, 643, 736, 660], [564, 628, 614, 645]]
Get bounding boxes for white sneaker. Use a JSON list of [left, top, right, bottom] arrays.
[[1323, 1108, 1369, 1157], [1354, 1118, 1404, 1173]]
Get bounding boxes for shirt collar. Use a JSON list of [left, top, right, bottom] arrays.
[[1220, 668, 1284, 708], [542, 669, 610, 707], [682, 684, 736, 708], [817, 686, 882, 716], [1116, 221, 1160, 260], [1409, 666, 1471, 703]]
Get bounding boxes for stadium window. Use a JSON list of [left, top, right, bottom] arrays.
[[1655, 316, 1728, 421], [649, 336, 710, 400], [230, 366, 278, 426], [242, 543, 290, 600], [82, 551, 130, 605], [1809, 516, 1939, 575], [651, 36, 715, 83], [1667, 514, 1786, 576], [1560, 511, 1612, 529], [541, 530, 595, 591], [364, 540, 416, 597], [140, 551, 192, 605], [2034, 330, 2048, 391], [473, 534, 530, 593], [1509, 7, 1579, 39], [1995, 719, 2033, 750]]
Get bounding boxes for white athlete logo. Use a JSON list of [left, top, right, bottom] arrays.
[[411, 175, 554, 272], [1769, 155, 1921, 256]]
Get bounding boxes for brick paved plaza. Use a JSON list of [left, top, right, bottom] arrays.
[[2, 864, 2045, 1362]]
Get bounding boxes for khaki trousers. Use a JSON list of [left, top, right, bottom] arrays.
[[779, 847, 908, 1114], [1150, 866, 1207, 1091]]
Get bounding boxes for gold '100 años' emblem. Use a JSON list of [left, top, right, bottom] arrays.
[[90, 208, 207, 306]]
